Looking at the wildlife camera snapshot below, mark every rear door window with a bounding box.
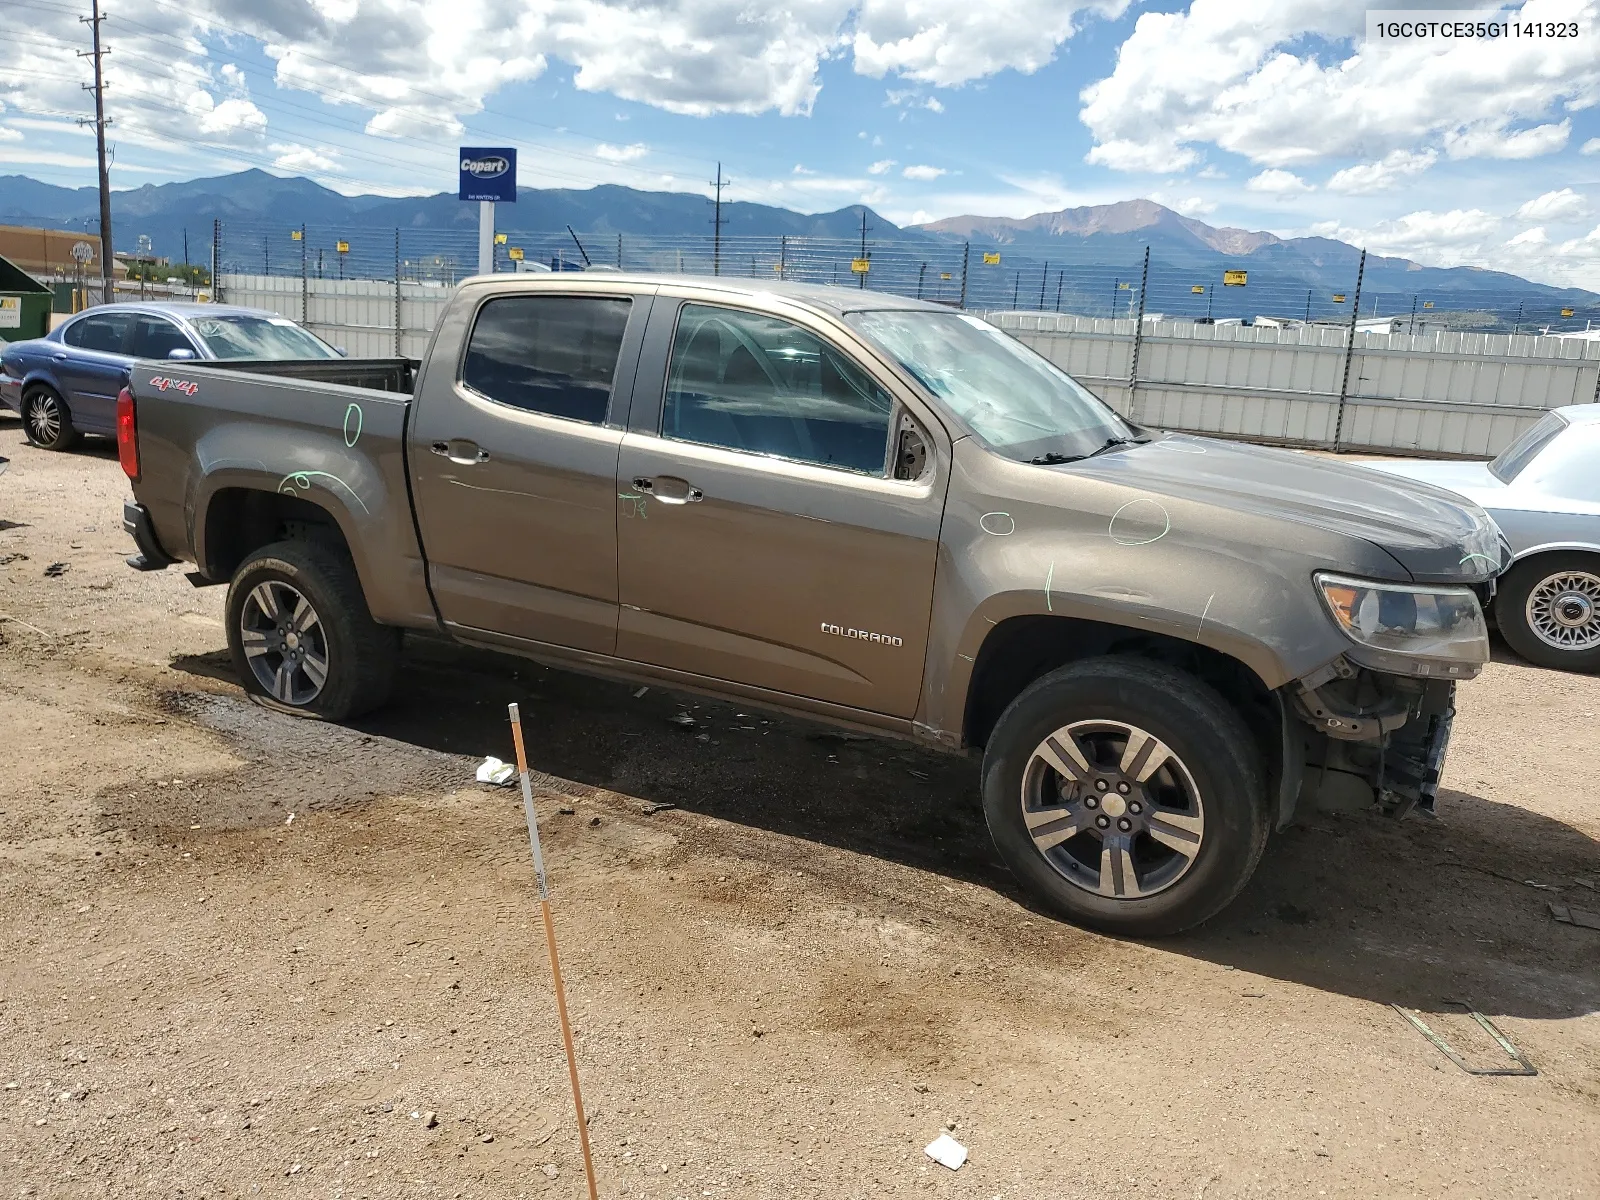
[130,315,197,359]
[62,313,133,353]
[460,295,632,425]
[662,304,894,475]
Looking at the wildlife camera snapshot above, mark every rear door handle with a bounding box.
[50,353,67,362]
[633,475,702,505]
[432,440,490,465]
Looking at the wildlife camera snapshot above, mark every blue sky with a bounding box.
[2,0,1599,287]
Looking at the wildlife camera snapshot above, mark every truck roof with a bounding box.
[456,271,949,317]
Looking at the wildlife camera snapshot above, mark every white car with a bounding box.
[1364,404,1600,671]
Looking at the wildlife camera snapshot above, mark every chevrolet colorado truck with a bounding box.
[117,275,1507,935]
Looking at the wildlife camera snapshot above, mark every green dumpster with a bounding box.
[0,255,52,343]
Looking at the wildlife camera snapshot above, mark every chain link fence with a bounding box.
[201,216,1599,337]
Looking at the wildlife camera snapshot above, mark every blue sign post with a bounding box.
[460,147,516,275]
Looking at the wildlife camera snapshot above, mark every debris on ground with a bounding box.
[1549,902,1600,930]
[475,756,516,786]
[1523,879,1560,891]
[558,805,576,816]
[588,816,602,827]
[0,553,27,565]
[633,686,649,698]
[924,1132,968,1171]
[643,802,676,814]
[43,562,69,577]
[668,713,698,728]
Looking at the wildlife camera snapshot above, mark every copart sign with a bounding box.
[458,147,517,204]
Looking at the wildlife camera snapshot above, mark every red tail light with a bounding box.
[116,385,139,480]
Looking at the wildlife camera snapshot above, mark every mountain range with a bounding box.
[1,169,1593,317]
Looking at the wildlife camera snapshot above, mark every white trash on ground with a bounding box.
[475,756,516,786]
[924,1132,967,1171]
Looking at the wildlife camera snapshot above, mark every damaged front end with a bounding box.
[1287,662,1458,821]
[1273,570,1493,825]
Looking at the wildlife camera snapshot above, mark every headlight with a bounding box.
[1316,572,1489,664]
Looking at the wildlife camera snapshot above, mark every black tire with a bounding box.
[1495,552,1600,672]
[981,657,1269,937]
[225,539,399,720]
[21,386,80,451]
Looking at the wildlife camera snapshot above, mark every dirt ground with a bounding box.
[1,419,1597,1200]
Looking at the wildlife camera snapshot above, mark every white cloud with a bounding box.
[853,0,1129,88]
[189,95,269,139]
[271,143,340,173]
[1507,226,1548,247]
[902,164,946,181]
[924,96,944,114]
[1080,0,1600,172]
[1443,120,1570,160]
[1245,169,1312,195]
[867,159,896,175]
[594,142,648,163]
[0,125,21,143]
[1326,149,1438,195]
[1171,196,1216,216]
[363,108,464,140]
[1584,138,1600,155]
[1516,188,1590,223]
[1196,165,1227,180]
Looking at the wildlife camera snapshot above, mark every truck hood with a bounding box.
[1067,433,1505,582]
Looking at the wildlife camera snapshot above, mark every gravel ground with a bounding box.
[1,419,1597,1199]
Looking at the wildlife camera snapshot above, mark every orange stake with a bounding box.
[509,702,600,1200]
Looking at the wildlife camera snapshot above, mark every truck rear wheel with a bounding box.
[225,540,399,720]
[981,657,1268,936]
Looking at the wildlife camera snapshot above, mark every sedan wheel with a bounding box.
[23,389,78,450]
[238,579,331,706]
[1525,570,1600,652]
[1496,552,1600,672]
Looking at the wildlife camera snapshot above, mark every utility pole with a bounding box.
[857,208,871,290]
[1039,262,1049,310]
[709,162,727,276]
[79,0,114,304]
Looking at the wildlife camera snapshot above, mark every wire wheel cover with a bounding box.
[1526,570,1600,651]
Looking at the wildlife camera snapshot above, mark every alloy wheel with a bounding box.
[27,393,62,445]
[1526,570,1600,652]
[239,580,330,706]
[1019,719,1206,899]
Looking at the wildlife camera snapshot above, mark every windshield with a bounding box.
[190,315,338,360]
[1490,410,1566,483]
[844,310,1135,461]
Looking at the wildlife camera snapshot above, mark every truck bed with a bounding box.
[197,357,420,394]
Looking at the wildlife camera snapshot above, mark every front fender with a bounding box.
[915,442,1398,744]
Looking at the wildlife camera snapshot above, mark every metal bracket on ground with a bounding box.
[1391,1002,1537,1076]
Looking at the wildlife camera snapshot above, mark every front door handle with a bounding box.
[432,440,490,465]
[50,353,68,362]
[633,475,702,505]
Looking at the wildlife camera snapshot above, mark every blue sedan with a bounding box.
[0,302,339,450]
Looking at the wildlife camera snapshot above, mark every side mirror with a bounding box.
[335,346,349,357]
[167,347,196,360]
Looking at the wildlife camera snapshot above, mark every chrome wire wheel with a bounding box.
[1526,570,1600,652]
[238,580,330,706]
[1019,720,1206,900]
[26,392,62,444]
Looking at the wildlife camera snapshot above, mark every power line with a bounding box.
[76,0,113,299]
[709,161,727,277]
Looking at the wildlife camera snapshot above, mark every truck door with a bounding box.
[408,288,650,654]
[614,299,946,717]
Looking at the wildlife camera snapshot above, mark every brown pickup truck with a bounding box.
[118,274,1506,934]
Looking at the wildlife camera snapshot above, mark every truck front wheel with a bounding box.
[981,657,1269,936]
[225,540,399,720]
